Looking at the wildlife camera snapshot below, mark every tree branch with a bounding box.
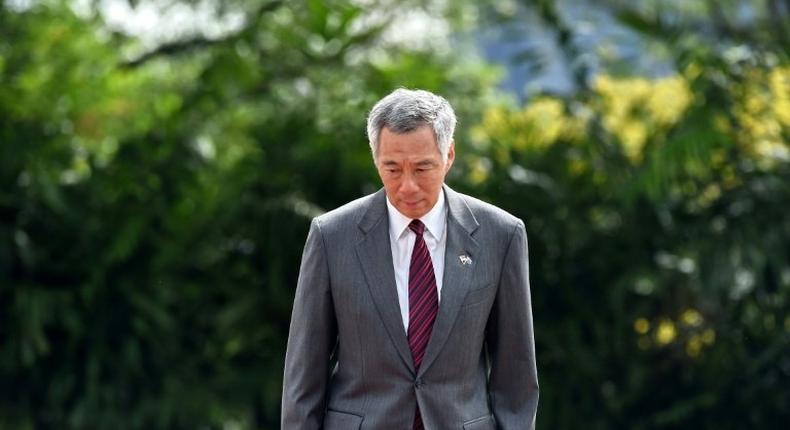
[119,0,283,69]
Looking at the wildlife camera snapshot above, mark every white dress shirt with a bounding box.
[386,190,447,332]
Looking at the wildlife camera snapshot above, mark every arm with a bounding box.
[486,220,539,429]
[282,218,337,429]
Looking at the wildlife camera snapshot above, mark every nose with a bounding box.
[399,172,419,193]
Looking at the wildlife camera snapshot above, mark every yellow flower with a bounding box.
[769,66,790,126]
[647,76,693,126]
[483,106,509,130]
[633,318,650,334]
[623,77,652,100]
[475,98,586,153]
[620,121,648,162]
[734,65,790,166]
[713,114,732,133]
[594,73,693,164]
[696,184,722,208]
[520,98,566,147]
[701,328,716,345]
[683,62,702,80]
[680,309,703,327]
[467,156,491,185]
[593,74,615,95]
[686,335,703,358]
[655,319,677,345]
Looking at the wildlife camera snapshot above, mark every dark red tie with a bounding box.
[407,219,438,430]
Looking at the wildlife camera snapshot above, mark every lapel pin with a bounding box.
[459,254,472,265]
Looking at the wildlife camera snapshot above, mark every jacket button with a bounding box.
[415,378,423,389]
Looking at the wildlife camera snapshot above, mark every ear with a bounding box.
[445,140,455,171]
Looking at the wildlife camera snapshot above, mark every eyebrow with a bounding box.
[379,159,438,167]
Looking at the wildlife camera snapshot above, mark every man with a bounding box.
[282,89,538,429]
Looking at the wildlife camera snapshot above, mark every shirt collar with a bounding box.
[386,189,447,241]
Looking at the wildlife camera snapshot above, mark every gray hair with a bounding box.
[366,88,457,162]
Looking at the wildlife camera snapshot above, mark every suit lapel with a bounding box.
[418,185,480,377]
[355,189,415,374]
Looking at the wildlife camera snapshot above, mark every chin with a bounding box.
[396,205,421,218]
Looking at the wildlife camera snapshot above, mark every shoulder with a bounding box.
[312,190,382,234]
[449,188,524,232]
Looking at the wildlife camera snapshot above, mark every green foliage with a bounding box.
[463,2,790,426]
[0,1,495,428]
[465,70,790,427]
[1,0,788,429]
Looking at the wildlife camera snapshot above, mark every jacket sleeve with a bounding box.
[486,220,539,429]
[281,218,337,429]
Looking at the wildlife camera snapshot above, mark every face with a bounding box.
[376,126,455,219]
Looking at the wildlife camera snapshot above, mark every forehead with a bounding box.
[377,126,440,159]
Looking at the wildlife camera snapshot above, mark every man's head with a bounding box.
[367,89,457,219]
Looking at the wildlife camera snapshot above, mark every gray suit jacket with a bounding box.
[282,185,538,429]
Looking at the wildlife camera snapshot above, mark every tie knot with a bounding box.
[408,219,425,236]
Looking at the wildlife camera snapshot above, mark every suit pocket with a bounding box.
[463,414,495,429]
[462,283,496,307]
[324,410,363,429]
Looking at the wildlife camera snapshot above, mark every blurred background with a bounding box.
[1,0,789,428]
